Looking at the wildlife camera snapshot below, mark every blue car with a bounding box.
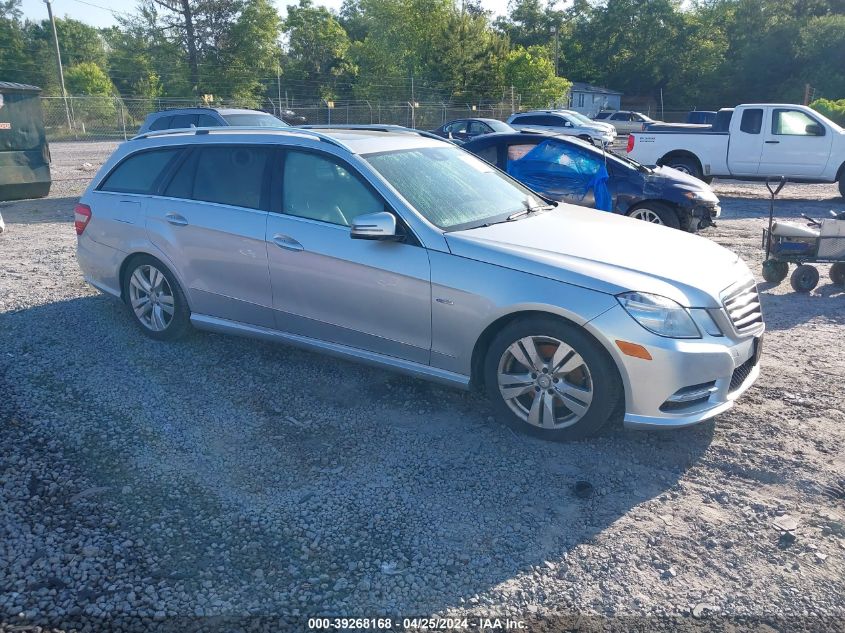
[463,131,721,232]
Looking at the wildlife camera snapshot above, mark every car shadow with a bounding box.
[0,195,78,225]
[0,295,717,621]
[757,281,845,331]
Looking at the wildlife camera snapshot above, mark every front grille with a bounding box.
[729,356,756,392]
[722,279,764,334]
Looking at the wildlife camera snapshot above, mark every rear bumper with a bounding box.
[76,234,124,298]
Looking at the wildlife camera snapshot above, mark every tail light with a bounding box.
[626,134,635,153]
[74,203,92,235]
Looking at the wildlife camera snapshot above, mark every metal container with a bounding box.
[0,82,51,201]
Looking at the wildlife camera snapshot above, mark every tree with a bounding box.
[283,0,355,101]
[504,46,571,108]
[65,62,117,125]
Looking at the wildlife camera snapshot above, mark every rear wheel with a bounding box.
[123,255,191,340]
[664,156,704,181]
[830,262,845,286]
[790,264,819,293]
[484,317,622,441]
[626,202,681,230]
[762,259,789,284]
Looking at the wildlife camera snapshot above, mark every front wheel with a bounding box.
[484,317,622,441]
[790,264,819,293]
[626,202,681,230]
[838,177,844,199]
[123,255,191,340]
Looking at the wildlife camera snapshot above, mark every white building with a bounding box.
[568,82,622,117]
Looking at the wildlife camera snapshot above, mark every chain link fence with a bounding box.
[40,96,518,141]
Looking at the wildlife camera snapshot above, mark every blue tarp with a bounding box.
[506,139,612,211]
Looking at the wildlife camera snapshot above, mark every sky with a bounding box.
[20,0,511,28]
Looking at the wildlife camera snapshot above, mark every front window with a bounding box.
[365,146,544,230]
[772,109,823,136]
[222,113,288,128]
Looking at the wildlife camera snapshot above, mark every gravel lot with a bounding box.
[1,141,844,632]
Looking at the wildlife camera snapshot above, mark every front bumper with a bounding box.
[585,304,763,430]
[679,202,721,231]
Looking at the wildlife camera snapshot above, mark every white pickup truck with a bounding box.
[626,104,845,197]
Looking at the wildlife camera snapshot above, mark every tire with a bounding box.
[626,202,681,230]
[830,262,845,286]
[483,316,622,441]
[789,264,819,293]
[664,156,704,181]
[122,255,191,341]
[577,134,596,146]
[762,259,789,284]
[838,177,845,199]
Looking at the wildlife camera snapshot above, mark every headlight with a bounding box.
[684,190,717,203]
[617,292,701,338]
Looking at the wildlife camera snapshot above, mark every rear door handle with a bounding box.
[765,140,780,144]
[165,213,189,226]
[272,233,304,252]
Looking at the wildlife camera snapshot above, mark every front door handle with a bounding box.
[165,213,189,226]
[765,140,780,144]
[272,234,304,252]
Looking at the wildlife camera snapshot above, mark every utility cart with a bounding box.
[761,179,845,292]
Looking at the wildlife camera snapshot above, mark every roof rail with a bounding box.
[130,126,350,151]
[301,124,445,143]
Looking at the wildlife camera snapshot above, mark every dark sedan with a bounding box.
[430,118,515,144]
[463,131,721,232]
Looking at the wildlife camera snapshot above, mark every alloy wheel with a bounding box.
[128,264,175,332]
[496,335,594,430]
[629,208,665,224]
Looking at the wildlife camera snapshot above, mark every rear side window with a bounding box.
[740,109,763,134]
[594,112,610,119]
[190,146,273,209]
[197,114,221,127]
[99,148,181,194]
[149,116,172,131]
[170,114,197,129]
[473,144,499,165]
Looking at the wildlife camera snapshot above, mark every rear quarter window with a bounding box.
[149,116,172,131]
[99,148,182,194]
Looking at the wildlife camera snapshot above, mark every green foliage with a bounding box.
[1,0,843,113]
[65,62,117,125]
[810,98,845,126]
[504,46,571,109]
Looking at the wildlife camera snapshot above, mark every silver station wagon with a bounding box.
[75,125,764,440]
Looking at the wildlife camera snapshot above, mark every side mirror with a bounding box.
[350,211,400,241]
[805,123,824,136]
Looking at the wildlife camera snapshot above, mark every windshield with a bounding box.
[488,120,514,133]
[365,146,546,230]
[568,112,597,125]
[222,113,288,127]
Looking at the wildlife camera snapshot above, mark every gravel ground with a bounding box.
[1,141,844,632]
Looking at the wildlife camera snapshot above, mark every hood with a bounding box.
[446,204,748,308]
[645,165,719,200]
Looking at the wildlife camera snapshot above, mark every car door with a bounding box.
[726,107,765,176]
[609,112,631,134]
[758,107,832,178]
[145,144,276,327]
[265,148,432,364]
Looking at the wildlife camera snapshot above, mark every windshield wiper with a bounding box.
[508,203,554,221]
